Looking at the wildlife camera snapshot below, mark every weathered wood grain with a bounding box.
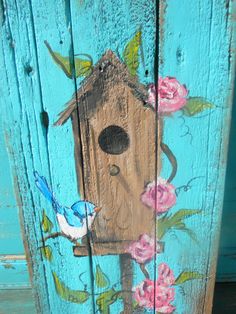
[217,81,236,282]
[69,1,157,313]
[0,0,235,313]
[61,51,156,246]
[0,256,30,289]
[0,289,36,314]
[0,0,94,313]
[0,120,25,255]
[159,0,236,313]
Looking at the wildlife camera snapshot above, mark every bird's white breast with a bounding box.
[56,213,95,240]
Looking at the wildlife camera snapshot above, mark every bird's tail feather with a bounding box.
[34,171,60,211]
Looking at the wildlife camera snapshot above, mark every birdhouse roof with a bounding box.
[55,50,148,126]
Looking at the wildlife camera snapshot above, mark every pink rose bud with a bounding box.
[141,177,176,214]
[147,77,188,114]
[126,234,161,264]
[157,263,175,286]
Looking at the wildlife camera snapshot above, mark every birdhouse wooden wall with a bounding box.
[56,51,159,255]
[1,1,236,314]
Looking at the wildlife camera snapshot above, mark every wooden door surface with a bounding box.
[1,1,236,313]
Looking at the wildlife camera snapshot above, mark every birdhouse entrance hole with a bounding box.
[98,125,130,155]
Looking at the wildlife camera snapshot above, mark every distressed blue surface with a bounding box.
[0,259,30,289]
[70,1,156,312]
[160,0,236,313]
[217,81,236,282]
[1,0,156,312]
[0,117,24,255]
[0,289,36,314]
[0,0,235,313]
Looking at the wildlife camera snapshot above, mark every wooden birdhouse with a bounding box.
[55,50,158,256]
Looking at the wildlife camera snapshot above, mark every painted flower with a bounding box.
[157,263,175,286]
[141,177,176,214]
[126,234,161,264]
[147,77,188,113]
[133,279,175,313]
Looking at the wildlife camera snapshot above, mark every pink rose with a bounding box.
[133,279,175,313]
[157,263,175,286]
[141,178,176,214]
[126,234,161,264]
[147,77,188,113]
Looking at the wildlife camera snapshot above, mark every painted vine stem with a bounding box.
[34,30,215,313]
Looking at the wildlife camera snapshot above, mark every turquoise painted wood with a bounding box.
[0,289,36,314]
[0,258,30,289]
[0,1,235,314]
[158,1,236,313]
[217,81,236,282]
[0,103,30,289]
[0,119,24,255]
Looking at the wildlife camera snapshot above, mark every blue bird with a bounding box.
[34,171,101,240]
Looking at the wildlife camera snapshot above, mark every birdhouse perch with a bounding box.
[55,50,160,257]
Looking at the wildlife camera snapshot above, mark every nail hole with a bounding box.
[41,111,49,130]
[145,70,149,76]
[109,164,120,176]
[25,65,34,76]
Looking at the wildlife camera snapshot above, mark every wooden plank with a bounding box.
[0,1,235,314]
[0,289,36,314]
[69,1,158,313]
[0,118,24,255]
[28,1,96,312]
[217,80,236,282]
[0,256,30,289]
[0,1,94,313]
[0,1,51,311]
[158,0,236,313]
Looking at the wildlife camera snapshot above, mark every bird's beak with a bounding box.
[94,207,101,213]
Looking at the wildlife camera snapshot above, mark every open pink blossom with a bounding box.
[133,279,175,313]
[147,77,188,113]
[141,177,176,214]
[126,234,161,264]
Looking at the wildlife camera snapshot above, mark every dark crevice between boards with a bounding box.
[154,1,161,313]
[28,0,52,168]
[0,0,6,26]
[67,1,96,313]
[40,111,49,133]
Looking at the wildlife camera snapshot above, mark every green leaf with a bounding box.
[96,289,120,314]
[183,97,214,116]
[95,265,109,288]
[45,41,93,79]
[41,245,53,262]
[41,209,53,233]
[52,272,89,304]
[123,29,142,76]
[74,56,93,78]
[168,209,201,226]
[175,271,204,285]
[157,209,201,240]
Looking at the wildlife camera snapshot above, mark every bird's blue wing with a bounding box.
[63,207,83,227]
[34,171,63,214]
[71,201,96,219]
